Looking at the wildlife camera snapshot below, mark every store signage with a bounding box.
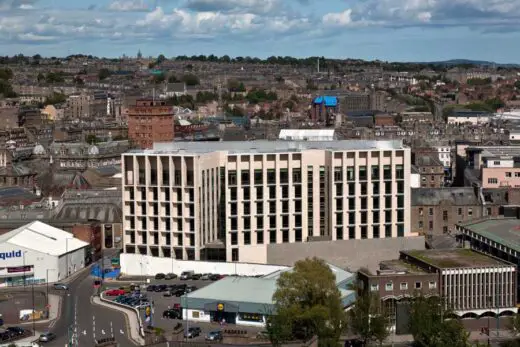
[217,303,224,311]
[0,251,21,260]
[8,266,31,273]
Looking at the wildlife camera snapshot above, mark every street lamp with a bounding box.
[31,280,35,336]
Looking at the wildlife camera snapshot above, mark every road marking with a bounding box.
[101,329,106,335]
[120,329,124,335]
[82,330,86,336]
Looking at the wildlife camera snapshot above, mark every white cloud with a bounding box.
[0,0,517,52]
[108,0,149,11]
[322,9,353,27]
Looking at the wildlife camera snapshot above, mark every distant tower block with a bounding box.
[137,49,142,59]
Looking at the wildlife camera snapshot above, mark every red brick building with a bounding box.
[128,99,175,149]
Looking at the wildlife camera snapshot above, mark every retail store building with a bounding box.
[0,221,89,286]
[180,263,356,327]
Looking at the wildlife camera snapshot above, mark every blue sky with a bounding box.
[1,0,520,63]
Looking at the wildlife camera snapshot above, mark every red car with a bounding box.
[105,289,125,296]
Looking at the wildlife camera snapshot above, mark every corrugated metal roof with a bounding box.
[0,221,89,256]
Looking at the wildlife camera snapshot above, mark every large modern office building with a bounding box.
[122,140,411,263]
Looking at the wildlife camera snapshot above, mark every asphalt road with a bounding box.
[50,257,137,346]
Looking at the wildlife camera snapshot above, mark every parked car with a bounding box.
[185,327,201,338]
[200,273,211,280]
[163,290,173,297]
[105,289,125,296]
[191,273,201,280]
[0,331,10,341]
[39,332,57,342]
[174,289,186,297]
[53,283,68,290]
[209,274,221,281]
[162,308,182,319]
[6,326,25,337]
[155,273,166,280]
[165,273,177,280]
[186,285,197,293]
[146,285,157,292]
[205,330,223,341]
[155,284,168,292]
[180,271,194,280]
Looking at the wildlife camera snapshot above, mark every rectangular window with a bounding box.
[346,167,355,181]
[241,170,250,185]
[371,166,379,180]
[244,232,251,245]
[257,231,264,244]
[228,170,237,185]
[400,282,408,290]
[254,170,263,185]
[429,281,436,289]
[359,166,367,181]
[334,167,343,182]
[385,282,393,291]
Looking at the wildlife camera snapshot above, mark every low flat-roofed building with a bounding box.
[180,263,356,327]
[360,248,516,334]
[459,217,520,300]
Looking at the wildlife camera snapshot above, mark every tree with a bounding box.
[156,54,166,64]
[44,92,67,105]
[347,287,390,346]
[409,295,469,347]
[267,258,347,347]
[182,73,199,86]
[98,68,111,81]
[152,73,166,84]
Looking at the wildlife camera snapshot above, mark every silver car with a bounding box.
[39,332,56,342]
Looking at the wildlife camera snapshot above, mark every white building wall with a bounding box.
[410,173,421,188]
[57,247,87,280]
[0,243,58,284]
[120,253,288,277]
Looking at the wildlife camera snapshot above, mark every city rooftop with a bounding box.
[458,218,520,254]
[126,140,406,155]
[402,249,508,269]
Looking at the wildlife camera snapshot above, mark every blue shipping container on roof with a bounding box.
[313,96,338,107]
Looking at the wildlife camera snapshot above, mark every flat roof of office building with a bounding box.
[402,249,509,269]
[459,218,520,254]
[126,140,406,155]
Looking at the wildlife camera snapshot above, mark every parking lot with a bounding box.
[104,276,264,341]
[0,290,47,324]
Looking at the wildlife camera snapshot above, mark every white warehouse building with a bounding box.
[0,221,89,286]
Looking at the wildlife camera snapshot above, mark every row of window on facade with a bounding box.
[371,280,437,292]
[130,164,405,187]
[419,207,473,217]
[228,165,405,185]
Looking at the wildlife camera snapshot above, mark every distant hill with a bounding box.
[416,59,520,68]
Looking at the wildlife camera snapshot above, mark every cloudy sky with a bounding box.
[1,0,520,62]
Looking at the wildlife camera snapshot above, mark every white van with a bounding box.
[180,270,194,280]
